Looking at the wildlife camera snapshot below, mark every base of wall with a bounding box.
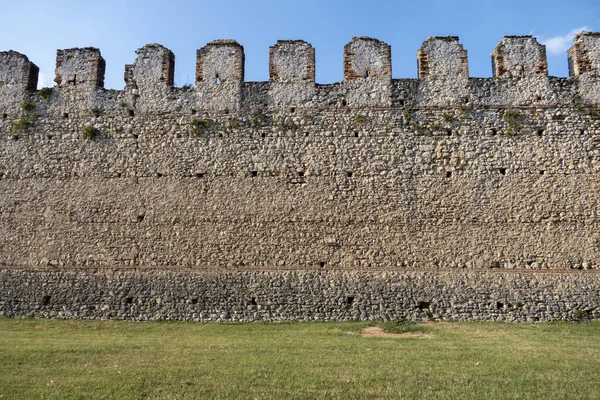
[1,269,599,322]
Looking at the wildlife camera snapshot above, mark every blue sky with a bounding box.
[1,0,598,89]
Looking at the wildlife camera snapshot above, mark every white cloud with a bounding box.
[542,26,589,55]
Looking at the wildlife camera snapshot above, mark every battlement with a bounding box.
[55,47,106,88]
[568,32,600,76]
[0,51,39,111]
[1,33,600,114]
[417,36,469,78]
[491,36,547,78]
[269,40,315,82]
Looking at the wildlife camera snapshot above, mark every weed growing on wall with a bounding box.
[572,93,585,113]
[250,113,268,127]
[278,121,298,132]
[502,110,523,135]
[20,101,35,112]
[82,126,100,141]
[12,117,33,133]
[190,118,214,136]
[353,114,366,124]
[37,87,53,101]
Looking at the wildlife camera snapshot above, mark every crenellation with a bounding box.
[415,37,470,107]
[125,44,175,89]
[54,47,105,88]
[417,36,469,79]
[195,40,244,110]
[343,36,392,80]
[342,37,393,107]
[491,36,548,78]
[196,40,244,83]
[269,40,315,83]
[0,51,39,113]
[266,40,317,109]
[568,32,600,76]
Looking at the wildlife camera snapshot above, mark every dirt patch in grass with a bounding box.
[361,326,432,339]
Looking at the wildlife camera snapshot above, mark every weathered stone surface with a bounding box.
[55,47,105,88]
[492,36,548,78]
[2,35,600,321]
[568,32,600,76]
[0,51,38,113]
[269,40,315,83]
[1,269,598,322]
[418,36,468,78]
[195,40,244,111]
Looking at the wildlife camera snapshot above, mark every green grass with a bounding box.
[1,319,599,399]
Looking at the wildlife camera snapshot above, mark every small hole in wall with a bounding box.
[491,128,497,136]
[446,129,452,137]
[63,113,69,119]
[346,296,355,305]
[536,95,542,101]
[132,133,139,139]
[191,298,198,304]
[12,135,19,141]
[2,113,7,119]
[539,170,545,175]
[463,97,470,104]
[346,171,353,178]
[224,109,230,114]
[248,298,257,306]
[417,301,430,310]
[341,99,347,107]
[195,172,205,178]
[446,171,452,178]
[537,129,544,136]
[296,171,305,177]
[47,135,53,140]
[499,168,507,175]
[137,214,145,223]
[578,129,585,135]
[319,261,326,268]
[250,171,258,177]
[128,109,135,117]
[399,99,406,107]
[353,131,359,138]
[290,107,296,113]
[41,295,51,306]
[496,302,504,309]
[261,132,267,138]
[125,297,133,304]
[155,172,163,178]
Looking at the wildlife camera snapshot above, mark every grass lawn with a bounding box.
[0,318,599,399]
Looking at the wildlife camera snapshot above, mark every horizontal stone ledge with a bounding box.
[3,266,600,275]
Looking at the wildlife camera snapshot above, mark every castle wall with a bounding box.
[2,34,600,321]
[1,269,599,322]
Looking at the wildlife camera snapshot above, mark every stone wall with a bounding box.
[2,33,600,321]
[1,269,599,322]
